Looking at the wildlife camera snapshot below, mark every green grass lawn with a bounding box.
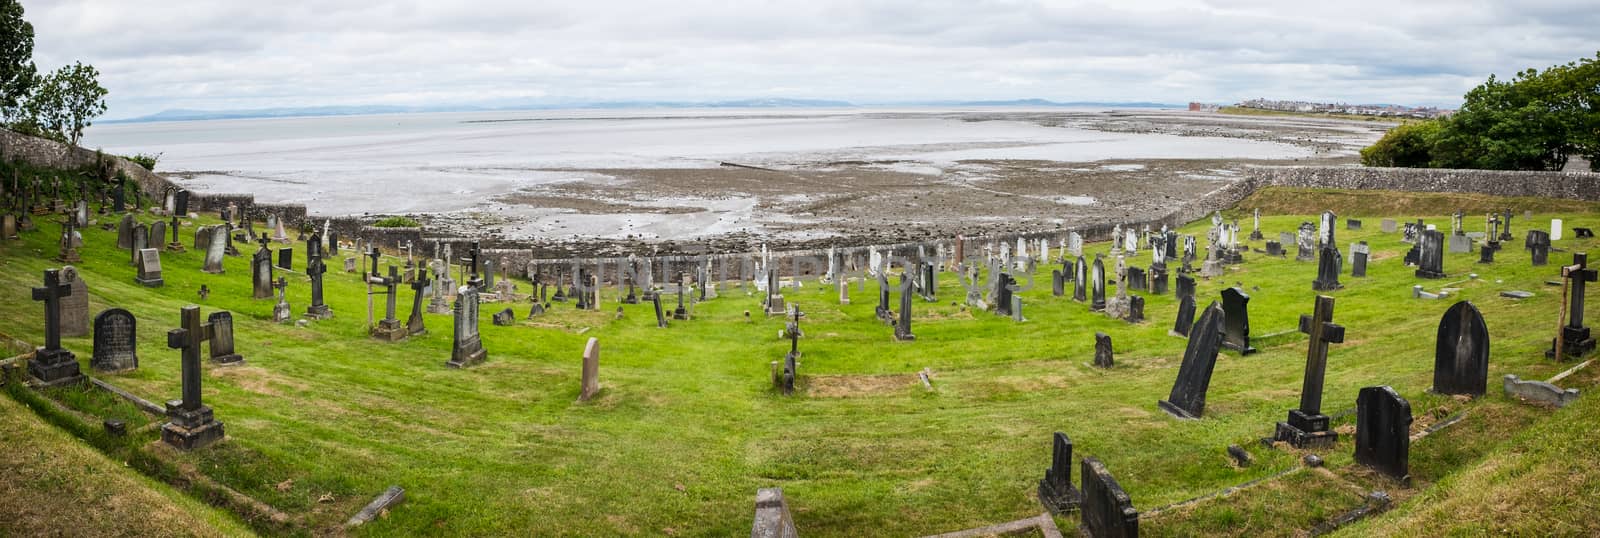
[0,187,1596,536]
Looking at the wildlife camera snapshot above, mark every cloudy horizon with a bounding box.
[25,0,1600,120]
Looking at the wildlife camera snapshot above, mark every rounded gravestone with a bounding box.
[60,266,90,338]
[1432,301,1490,397]
[91,308,138,373]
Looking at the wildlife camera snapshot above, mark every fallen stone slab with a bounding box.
[346,485,405,528]
[1503,374,1580,408]
[1499,290,1534,299]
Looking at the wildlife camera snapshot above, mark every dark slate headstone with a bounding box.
[995,273,1015,317]
[1527,230,1551,267]
[492,307,516,326]
[1355,386,1412,482]
[407,270,427,335]
[92,308,139,373]
[894,273,916,341]
[1052,270,1065,297]
[1159,301,1226,419]
[1090,258,1106,312]
[1415,230,1446,278]
[1478,243,1495,264]
[1125,295,1144,324]
[1346,219,1361,230]
[1220,287,1256,355]
[135,248,164,287]
[1171,295,1196,337]
[252,245,274,299]
[1037,432,1082,514]
[1432,301,1489,397]
[306,252,332,319]
[1264,240,1283,257]
[1149,264,1168,295]
[277,247,293,271]
[1351,241,1370,277]
[653,294,669,328]
[1126,266,1146,292]
[1175,274,1195,302]
[206,311,243,365]
[1094,332,1113,368]
[1576,228,1595,238]
[1546,252,1595,360]
[1273,295,1346,449]
[1073,255,1088,302]
[1079,457,1139,538]
[116,214,134,249]
[1313,244,1343,291]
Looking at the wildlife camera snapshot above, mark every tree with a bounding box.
[0,0,36,122]
[1359,120,1441,168]
[24,62,107,145]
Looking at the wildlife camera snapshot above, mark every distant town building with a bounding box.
[1188,102,1221,112]
[1235,98,1452,119]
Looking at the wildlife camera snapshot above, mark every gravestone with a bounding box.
[1576,228,1595,238]
[1126,266,1146,292]
[1478,243,1495,264]
[1272,295,1346,448]
[149,220,166,253]
[1313,242,1343,291]
[1449,233,1472,254]
[1011,295,1026,323]
[271,277,292,323]
[277,247,293,271]
[1220,287,1256,355]
[1546,252,1596,359]
[1354,386,1412,482]
[1090,258,1106,311]
[751,488,799,538]
[1527,230,1550,266]
[1052,270,1065,297]
[406,269,428,335]
[1079,457,1139,538]
[1249,208,1264,240]
[344,256,357,273]
[894,273,916,341]
[1038,432,1082,514]
[135,248,164,287]
[29,269,85,386]
[306,252,333,319]
[161,306,227,450]
[1351,241,1370,277]
[59,267,89,337]
[492,308,515,326]
[1347,218,1361,230]
[579,337,601,401]
[1094,332,1114,368]
[1159,301,1226,419]
[370,267,407,341]
[1295,222,1316,261]
[203,226,227,274]
[1171,295,1196,338]
[1415,230,1445,278]
[653,294,669,328]
[447,285,487,368]
[1149,263,1168,295]
[2,213,14,239]
[1175,274,1195,302]
[527,302,545,319]
[1502,375,1581,408]
[252,241,275,299]
[1073,255,1088,302]
[1551,218,1563,241]
[327,230,340,255]
[780,307,802,396]
[92,308,139,373]
[165,216,185,252]
[206,311,244,364]
[131,224,148,266]
[1433,301,1489,396]
[117,214,134,249]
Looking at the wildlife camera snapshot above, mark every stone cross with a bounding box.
[1273,295,1345,448]
[408,267,429,335]
[1548,252,1596,359]
[306,250,332,319]
[29,268,83,385]
[162,305,226,450]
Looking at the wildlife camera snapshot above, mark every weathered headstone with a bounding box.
[206,311,244,364]
[1272,296,1346,448]
[130,223,149,266]
[1094,332,1113,368]
[91,308,139,373]
[135,248,164,287]
[1079,457,1139,538]
[1415,230,1446,279]
[780,307,802,396]
[1220,287,1256,355]
[1038,432,1082,514]
[751,488,799,538]
[370,266,407,341]
[1433,301,1489,396]
[1052,269,1065,297]
[1502,375,1580,408]
[252,241,275,299]
[1159,301,1226,419]
[447,285,487,368]
[59,266,89,337]
[1354,386,1412,482]
[1090,258,1106,312]
[271,277,292,323]
[579,338,601,401]
[306,252,333,319]
[1175,273,1195,302]
[1351,241,1370,277]
[492,307,515,326]
[653,294,669,328]
[277,247,293,271]
[1546,252,1596,359]
[117,214,134,249]
[203,226,227,274]
[895,273,915,341]
[1073,255,1088,302]
[406,269,427,334]
[1295,222,1316,262]
[29,269,85,386]
[1312,241,1343,291]
[1171,295,1196,338]
[1527,230,1551,267]
[161,305,227,450]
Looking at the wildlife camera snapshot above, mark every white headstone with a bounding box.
[1551,219,1564,240]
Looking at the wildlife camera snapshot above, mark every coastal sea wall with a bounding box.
[6,127,1598,281]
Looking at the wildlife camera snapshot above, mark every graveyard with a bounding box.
[3,169,1600,536]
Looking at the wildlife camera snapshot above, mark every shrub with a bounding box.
[371,216,420,228]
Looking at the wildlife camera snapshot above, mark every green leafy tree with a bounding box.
[0,0,35,122]
[1360,120,1442,167]
[24,62,108,145]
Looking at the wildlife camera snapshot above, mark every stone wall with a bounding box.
[1252,165,1600,201]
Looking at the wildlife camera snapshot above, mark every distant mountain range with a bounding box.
[105,98,1180,124]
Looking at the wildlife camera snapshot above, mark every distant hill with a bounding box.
[105,97,1178,124]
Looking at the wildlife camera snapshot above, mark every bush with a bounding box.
[125,152,159,171]
[371,216,420,228]
[1360,121,1442,167]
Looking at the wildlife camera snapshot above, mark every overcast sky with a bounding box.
[25,0,1600,119]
